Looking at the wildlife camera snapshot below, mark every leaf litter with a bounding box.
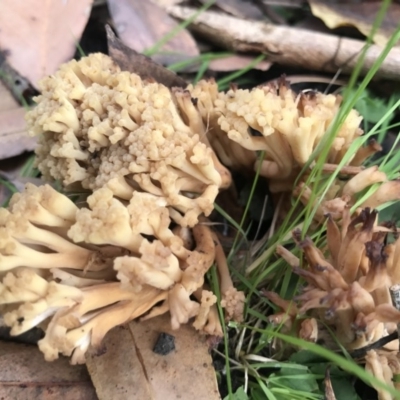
[0,1,400,399]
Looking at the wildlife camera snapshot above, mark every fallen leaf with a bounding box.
[260,0,304,6]
[164,53,271,73]
[86,314,220,400]
[0,0,94,87]
[152,0,183,6]
[107,0,199,65]
[106,25,187,88]
[0,81,36,160]
[0,341,97,400]
[309,0,400,47]
[0,52,32,102]
[209,54,271,71]
[198,0,264,20]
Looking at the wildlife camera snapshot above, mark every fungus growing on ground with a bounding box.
[187,79,256,171]
[190,78,371,187]
[0,184,244,364]
[0,183,112,272]
[292,165,400,222]
[26,53,231,227]
[264,208,400,399]
[365,350,400,400]
[188,78,393,227]
[13,54,248,364]
[23,51,399,388]
[267,208,400,349]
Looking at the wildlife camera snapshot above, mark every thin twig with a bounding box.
[349,331,398,359]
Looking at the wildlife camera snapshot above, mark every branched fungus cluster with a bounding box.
[0,53,244,364]
[266,208,400,349]
[26,53,231,227]
[2,51,400,398]
[189,78,393,219]
[265,208,400,399]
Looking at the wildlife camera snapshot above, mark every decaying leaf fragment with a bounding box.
[309,0,400,47]
[0,0,94,87]
[108,0,199,65]
[0,52,31,102]
[106,25,187,88]
[0,81,35,159]
[197,0,264,20]
[0,341,97,400]
[86,314,220,400]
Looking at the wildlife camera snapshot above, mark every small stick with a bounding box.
[349,331,398,359]
[168,6,400,81]
[319,164,365,175]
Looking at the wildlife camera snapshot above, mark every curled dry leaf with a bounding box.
[309,0,400,47]
[0,0,93,87]
[86,314,220,400]
[106,25,187,88]
[108,0,199,65]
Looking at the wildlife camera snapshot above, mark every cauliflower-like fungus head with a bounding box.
[26,53,231,227]
[189,78,381,196]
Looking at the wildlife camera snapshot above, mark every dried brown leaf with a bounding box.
[261,0,304,6]
[86,314,220,400]
[0,0,94,87]
[309,0,400,47]
[0,341,97,400]
[106,25,187,88]
[0,52,32,102]
[324,367,337,400]
[209,54,271,71]
[198,0,264,20]
[108,0,199,65]
[0,82,36,160]
[152,0,183,6]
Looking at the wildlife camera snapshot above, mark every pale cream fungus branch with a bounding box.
[187,79,256,171]
[365,350,400,400]
[191,79,366,186]
[26,53,231,228]
[1,271,169,365]
[0,180,244,363]
[188,79,396,229]
[212,233,245,323]
[0,185,111,272]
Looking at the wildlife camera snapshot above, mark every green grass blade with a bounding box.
[144,0,215,57]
